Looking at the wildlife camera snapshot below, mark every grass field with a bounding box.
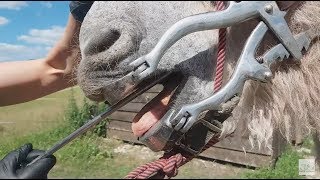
[0,86,315,178]
[0,87,84,138]
[0,87,147,178]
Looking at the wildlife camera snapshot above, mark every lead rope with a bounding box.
[213,1,227,92]
[125,1,227,179]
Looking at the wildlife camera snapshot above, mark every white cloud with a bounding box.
[0,16,9,26]
[0,1,28,10]
[0,26,65,62]
[17,26,65,46]
[40,1,52,8]
[0,43,49,62]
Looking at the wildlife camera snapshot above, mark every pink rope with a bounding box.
[125,1,227,179]
[125,136,220,179]
[213,1,227,92]
[124,153,188,179]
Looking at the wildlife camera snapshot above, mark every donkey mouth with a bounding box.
[131,72,183,137]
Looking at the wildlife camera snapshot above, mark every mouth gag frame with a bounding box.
[27,1,320,166]
[132,1,319,154]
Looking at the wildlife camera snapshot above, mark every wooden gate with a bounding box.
[106,85,273,168]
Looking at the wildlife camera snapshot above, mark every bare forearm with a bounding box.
[0,59,75,106]
[0,14,81,106]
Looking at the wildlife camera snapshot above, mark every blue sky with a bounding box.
[0,1,70,61]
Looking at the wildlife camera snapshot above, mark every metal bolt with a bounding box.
[265,4,273,14]
[264,71,273,81]
[256,56,264,64]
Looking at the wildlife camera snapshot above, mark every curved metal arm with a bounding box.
[170,22,318,134]
[170,22,271,133]
[130,1,301,83]
[130,1,262,82]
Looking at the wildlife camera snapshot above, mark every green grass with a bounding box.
[302,136,315,154]
[0,87,140,178]
[0,122,117,178]
[241,134,319,179]
[0,87,84,138]
[241,147,305,179]
[0,126,151,178]
[0,126,154,178]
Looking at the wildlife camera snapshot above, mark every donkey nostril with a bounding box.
[96,30,121,54]
[78,19,144,103]
[85,29,121,56]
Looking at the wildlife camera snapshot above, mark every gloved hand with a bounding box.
[0,143,56,179]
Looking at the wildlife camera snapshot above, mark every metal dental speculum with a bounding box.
[133,1,319,154]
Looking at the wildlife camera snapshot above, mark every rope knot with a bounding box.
[161,153,186,178]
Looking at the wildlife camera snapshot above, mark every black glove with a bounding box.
[0,143,56,179]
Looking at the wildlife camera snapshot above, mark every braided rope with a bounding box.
[125,153,188,179]
[213,1,227,92]
[125,1,227,179]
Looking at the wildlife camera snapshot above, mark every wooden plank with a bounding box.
[109,111,137,122]
[107,128,142,144]
[131,93,159,103]
[108,120,132,131]
[200,146,271,168]
[118,102,146,113]
[106,128,271,168]
[213,137,271,156]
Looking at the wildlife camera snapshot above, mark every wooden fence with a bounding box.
[106,85,273,168]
